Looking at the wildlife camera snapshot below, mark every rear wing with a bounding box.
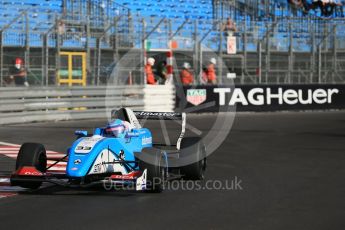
[133,111,183,120]
[133,111,186,150]
[111,108,186,150]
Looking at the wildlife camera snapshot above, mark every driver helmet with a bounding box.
[105,119,127,138]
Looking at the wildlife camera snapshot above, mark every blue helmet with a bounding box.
[105,119,126,138]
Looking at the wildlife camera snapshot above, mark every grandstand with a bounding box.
[0,0,344,86]
[115,0,213,19]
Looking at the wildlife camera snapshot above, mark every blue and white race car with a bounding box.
[10,108,207,192]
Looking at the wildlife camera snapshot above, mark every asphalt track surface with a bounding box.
[0,111,345,230]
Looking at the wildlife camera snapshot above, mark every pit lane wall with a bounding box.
[176,84,345,113]
[0,85,175,125]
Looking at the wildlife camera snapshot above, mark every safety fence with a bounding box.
[0,85,175,125]
[2,11,345,87]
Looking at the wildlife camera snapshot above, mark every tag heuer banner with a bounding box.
[186,89,207,106]
[176,85,345,112]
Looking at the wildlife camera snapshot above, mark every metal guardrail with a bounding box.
[0,85,175,125]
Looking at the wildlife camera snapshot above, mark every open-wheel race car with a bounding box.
[10,108,207,192]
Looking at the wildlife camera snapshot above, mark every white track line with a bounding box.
[0,142,20,147]
[0,150,20,153]
[0,178,10,183]
[2,154,66,159]
[0,150,62,154]
[0,148,20,151]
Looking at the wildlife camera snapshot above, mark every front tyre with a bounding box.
[13,143,47,189]
[137,148,167,193]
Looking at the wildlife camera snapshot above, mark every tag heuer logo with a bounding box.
[187,89,207,106]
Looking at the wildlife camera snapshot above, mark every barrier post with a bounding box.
[128,71,133,85]
[166,50,173,84]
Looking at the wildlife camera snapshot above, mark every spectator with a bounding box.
[311,0,331,16]
[323,0,334,16]
[320,0,342,16]
[9,58,29,87]
[57,20,65,46]
[57,20,65,34]
[180,62,194,85]
[207,58,217,85]
[156,61,167,84]
[301,0,310,12]
[288,0,310,14]
[145,57,157,85]
[327,0,343,16]
[288,0,305,15]
[309,0,318,8]
[289,0,342,16]
[222,17,237,37]
[334,0,344,17]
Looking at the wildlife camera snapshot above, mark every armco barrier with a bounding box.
[176,84,345,112]
[0,85,175,125]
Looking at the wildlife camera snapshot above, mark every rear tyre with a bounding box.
[180,137,207,180]
[137,148,166,193]
[13,143,47,189]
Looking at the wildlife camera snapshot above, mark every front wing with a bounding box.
[10,166,148,191]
